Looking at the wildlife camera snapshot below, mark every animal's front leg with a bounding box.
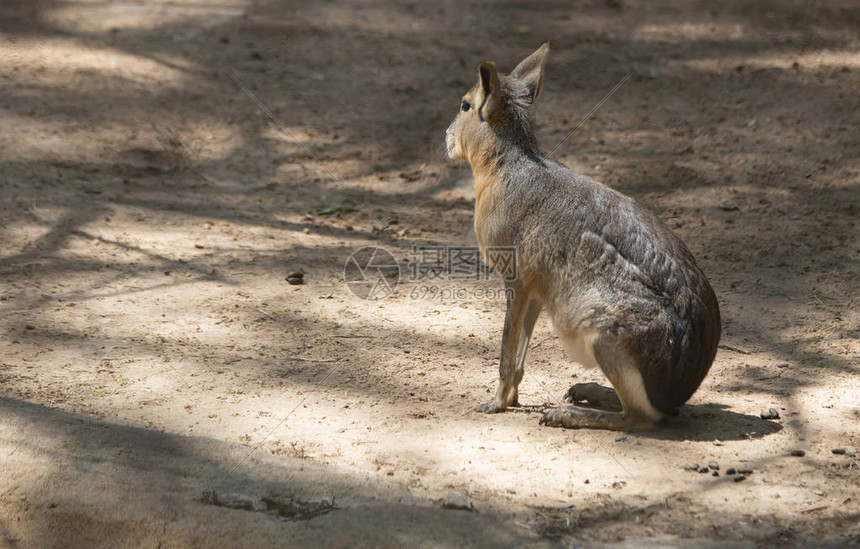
[475,284,540,413]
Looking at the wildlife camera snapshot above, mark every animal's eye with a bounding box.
[460,100,471,112]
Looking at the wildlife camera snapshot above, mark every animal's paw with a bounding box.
[539,407,569,428]
[563,382,599,403]
[474,400,506,414]
[563,382,622,411]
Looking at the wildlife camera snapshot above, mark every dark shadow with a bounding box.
[0,396,543,547]
[644,402,783,442]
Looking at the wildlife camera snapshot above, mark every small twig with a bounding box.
[256,308,275,319]
[801,505,829,514]
[288,357,335,363]
[333,334,376,339]
[719,344,751,355]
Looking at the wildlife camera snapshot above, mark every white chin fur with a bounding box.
[445,127,456,159]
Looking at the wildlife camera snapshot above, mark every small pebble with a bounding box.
[25,324,36,330]
[707,460,719,470]
[286,271,305,285]
[761,408,780,420]
[440,492,473,511]
[846,451,856,457]
[734,475,747,483]
[683,463,699,471]
[697,465,710,474]
[612,481,626,489]
[831,448,846,455]
[737,468,753,475]
[776,363,789,368]
[726,467,737,475]
[711,471,719,477]
[303,227,310,234]
[790,449,806,457]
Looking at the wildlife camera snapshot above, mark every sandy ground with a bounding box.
[1,0,859,547]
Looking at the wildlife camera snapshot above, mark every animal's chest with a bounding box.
[473,176,506,253]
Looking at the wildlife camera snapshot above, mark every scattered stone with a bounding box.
[697,465,710,474]
[612,481,626,489]
[286,271,304,285]
[734,475,747,483]
[761,408,780,420]
[440,492,473,511]
[707,460,719,471]
[737,468,753,475]
[726,468,737,475]
[683,463,699,471]
[846,451,856,458]
[25,324,35,330]
[776,363,789,368]
[831,448,846,455]
[790,449,806,457]
[711,471,719,477]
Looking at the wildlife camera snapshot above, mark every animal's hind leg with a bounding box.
[564,382,622,412]
[541,336,663,431]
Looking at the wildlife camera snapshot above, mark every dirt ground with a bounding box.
[1,0,859,547]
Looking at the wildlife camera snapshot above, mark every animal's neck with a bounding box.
[469,142,541,199]
[470,143,543,249]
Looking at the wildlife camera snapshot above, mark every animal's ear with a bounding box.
[510,42,550,104]
[476,62,501,121]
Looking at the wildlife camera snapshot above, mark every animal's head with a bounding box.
[446,42,549,164]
